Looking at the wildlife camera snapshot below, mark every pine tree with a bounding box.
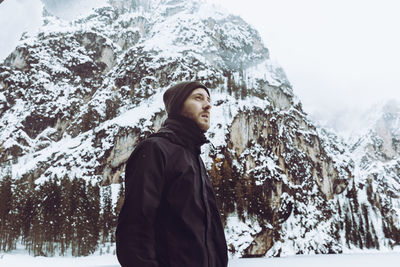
[31,183,45,256]
[226,72,233,96]
[101,186,113,244]
[60,175,73,255]
[115,182,125,218]
[344,207,352,247]
[234,180,245,222]
[12,180,37,254]
[113,182,125,242]
[86,181,101,253]
[39,177,62,255]
[73,178,91,256]
[0,175,14,251]
[70,177,82,256]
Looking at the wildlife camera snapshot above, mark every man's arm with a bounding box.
[116,139,166,267]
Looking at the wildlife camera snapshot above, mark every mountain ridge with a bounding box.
[0,0,399,258]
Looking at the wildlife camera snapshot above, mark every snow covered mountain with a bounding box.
[348,100,400,248]
[0,0,399,258]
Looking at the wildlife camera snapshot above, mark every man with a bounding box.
[116,81,228,267]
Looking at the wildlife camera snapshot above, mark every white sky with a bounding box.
[208,0,400,132]
[0,0,107,62]
[0,0,43,58]
[1,0,399,134]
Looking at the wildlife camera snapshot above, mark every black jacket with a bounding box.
[116,116,228,267]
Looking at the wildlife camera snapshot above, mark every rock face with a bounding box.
[349,100,400,249]
[0,0,399,257]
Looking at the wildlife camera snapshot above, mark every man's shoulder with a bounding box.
[134,135,167,151]
[148,127,182,146]
[125,137,166,166]
[131,132,177,155]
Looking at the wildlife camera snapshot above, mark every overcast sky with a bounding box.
[0,0,43,58]
[209,0,400,124]
[1,0,399,135]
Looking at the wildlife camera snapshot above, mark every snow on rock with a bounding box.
[0,0,399,258]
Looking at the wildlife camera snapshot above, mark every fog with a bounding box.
[209,0,400,135]
[0,0,106,62]
[0,0,43,60]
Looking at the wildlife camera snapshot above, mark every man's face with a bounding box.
[180,88,211,132]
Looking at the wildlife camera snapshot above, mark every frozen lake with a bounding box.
[229,251,400,267]
[2,250,400,267]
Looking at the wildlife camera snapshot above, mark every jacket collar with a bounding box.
[153,114,209,155]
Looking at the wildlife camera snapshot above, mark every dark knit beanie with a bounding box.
[163,81,210,115]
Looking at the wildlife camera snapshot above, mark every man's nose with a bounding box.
[203,101,211,110]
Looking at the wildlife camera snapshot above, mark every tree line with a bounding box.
[0,174,124,256]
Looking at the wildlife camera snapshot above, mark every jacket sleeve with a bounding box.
[116,139,166,267]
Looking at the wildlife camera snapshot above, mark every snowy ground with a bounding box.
[2,250,400,267]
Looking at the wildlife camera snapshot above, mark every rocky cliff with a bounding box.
[348,100,400,250]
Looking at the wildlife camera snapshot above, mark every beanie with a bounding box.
[163,81,210,115]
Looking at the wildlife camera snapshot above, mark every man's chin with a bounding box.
[198,122,210,132]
